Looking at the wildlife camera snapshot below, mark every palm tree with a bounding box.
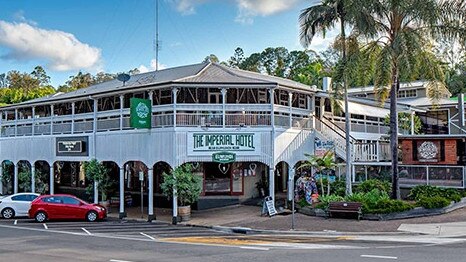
[299,150,337,196]
[299,0,353,196]
[351,0,465,199]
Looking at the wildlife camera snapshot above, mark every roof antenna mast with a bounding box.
[155,0,160,71]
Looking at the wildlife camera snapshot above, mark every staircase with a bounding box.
[314,116,390,162]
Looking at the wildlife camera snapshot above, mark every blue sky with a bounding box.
[0,0,336,87]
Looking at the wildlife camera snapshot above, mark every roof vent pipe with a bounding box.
[322,77,332,92]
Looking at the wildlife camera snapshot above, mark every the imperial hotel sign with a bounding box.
[188,133,260,156]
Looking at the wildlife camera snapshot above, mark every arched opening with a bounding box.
[1,160,14,195]
[34,161,51,194]
[17,160,31,193]
[101,161,120,207]
[123,161,148,216]
[274,161,289,195]
[53,161,88,200]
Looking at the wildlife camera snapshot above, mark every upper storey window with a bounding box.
[226,88,269,104]
[397,89,417,98]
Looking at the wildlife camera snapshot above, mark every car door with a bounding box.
[61,196,85,219]
[11,195,30,216]
[43,196,65,219]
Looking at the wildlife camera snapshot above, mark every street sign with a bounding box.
[139,171,144,181]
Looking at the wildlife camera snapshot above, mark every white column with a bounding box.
[119,95,124,130]
[148,168,155,221]
[14,109,18,136]
[0,164,3,195]
[31,165,35,193]
[411,111,415,135]
[172,88,178,224]
[288,92,293,128]
[172,88,178,128]
[49,165,54,194]
[221,88,226,128]
[93,99,98,204]
[119,167,125,218]
[14,163,18,194]
[71,102,75,134]
[269,87,276,202]
[50,105,54,135]
[32,107,35,136]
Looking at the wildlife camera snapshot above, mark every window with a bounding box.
[397,89,417,98]
[43,197,63,204]
[62,197,81,205]
[12,195,29,201]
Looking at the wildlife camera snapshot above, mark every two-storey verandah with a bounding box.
[0,63,329,221]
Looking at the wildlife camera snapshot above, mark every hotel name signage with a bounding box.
[188,132,260,156]
[56,136,89,156]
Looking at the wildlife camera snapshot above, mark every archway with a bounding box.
[34,161,51,194]
[123,161,148,217]
[53,161,87,200]
[17,160,31,193]
[274,161,289,195]
[101,161,119,208]
[1,160,14,195]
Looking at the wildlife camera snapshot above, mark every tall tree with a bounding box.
[66,71,94,90]
[228,47,245,68]
[352,0,465,199]
[300,0,354,196]
[31,66,51,86]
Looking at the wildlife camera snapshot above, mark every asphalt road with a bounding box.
[1,219,465,262]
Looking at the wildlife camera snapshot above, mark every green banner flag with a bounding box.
[130,98,151,129]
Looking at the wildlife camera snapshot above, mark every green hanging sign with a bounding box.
[212,152,236,163]
[130,98,151,129]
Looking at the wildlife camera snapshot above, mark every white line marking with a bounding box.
[140,232,155,240]
[361,255,398,260]
[109,260,134,262]
[240,246,270,251]
[82,227,92,235]
[43,223,48,229]
[14,220,17,225]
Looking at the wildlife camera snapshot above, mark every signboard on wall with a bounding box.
[130,98,151,129]
[314,138,335,158]
[187,132,260,156]
[417,141,440,162]
[212,152,236,163]
[56,136,89,156]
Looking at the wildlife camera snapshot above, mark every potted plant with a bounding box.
[160,163,202,222]
[84,159,114,208]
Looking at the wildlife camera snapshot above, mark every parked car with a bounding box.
[29,194,107,222]
[0,193,40,219]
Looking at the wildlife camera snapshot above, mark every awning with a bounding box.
[339,101,390,118]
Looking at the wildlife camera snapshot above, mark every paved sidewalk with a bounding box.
[109,204,466,235]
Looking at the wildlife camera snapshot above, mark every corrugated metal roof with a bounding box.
[2,62,313,109]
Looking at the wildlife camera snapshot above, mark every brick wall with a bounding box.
[401,139,457,165]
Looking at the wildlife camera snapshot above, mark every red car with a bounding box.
[29,194,107,222]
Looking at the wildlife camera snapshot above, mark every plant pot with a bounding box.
[178,205,191,222]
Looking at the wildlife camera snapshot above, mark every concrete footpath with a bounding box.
[108,205,466,237]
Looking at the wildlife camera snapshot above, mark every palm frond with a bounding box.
[299,4,338,48]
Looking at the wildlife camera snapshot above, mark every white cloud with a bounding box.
[170,0,304,24]
[13,10,37,26]
[138,59,167,73]
[235,0,303,24]
[0,20,102,71]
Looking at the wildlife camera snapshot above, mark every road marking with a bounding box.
[43,224,48,229]
[140,232,155,240]
[109,260,134,262]
[14,220,17,225]
[82,228,92,235]
[240,246,270,251]
[361,255,398,260]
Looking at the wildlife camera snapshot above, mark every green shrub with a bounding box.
[329,179,346,197]
[408,185,462,203]
[355,179,391,194]
[345,189,413,214]
[298,198,311,208]
[317,194,345,209]
[417,196,451,209]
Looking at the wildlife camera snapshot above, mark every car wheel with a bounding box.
[86,211,98,222]
[1,208,15,219]
[35,211,47,223]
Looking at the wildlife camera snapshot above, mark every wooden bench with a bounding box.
[327,202,362,220]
